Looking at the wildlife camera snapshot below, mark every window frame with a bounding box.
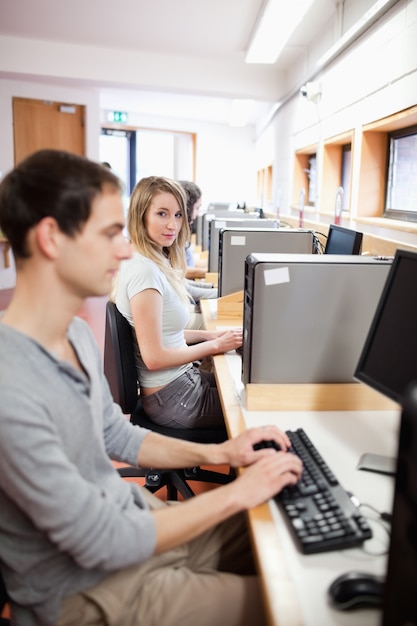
[384,124,417,223]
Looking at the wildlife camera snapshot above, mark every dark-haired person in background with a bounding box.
[179,180,217,331]
[178,179,205,280]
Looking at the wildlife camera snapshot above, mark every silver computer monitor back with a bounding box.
[242,253,393,385]
[209,217,279,272]
[195,204,232,247]
[218,228,315,296]
[199,208,251,251]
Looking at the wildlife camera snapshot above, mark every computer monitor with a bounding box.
[242,253,392,385]
[352,248,417,622]
[354,249,417,404]
[208,217,279,272]
[381,381,417,625]
[218,228,315,297]
[324,224,363,255]
[200,209,258,251]
[195,203,235,246]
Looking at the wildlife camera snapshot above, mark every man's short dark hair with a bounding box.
[0,149,122,259]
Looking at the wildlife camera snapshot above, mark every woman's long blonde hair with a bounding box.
[127,176,191,305]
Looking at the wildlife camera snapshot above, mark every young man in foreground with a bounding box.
[0,150,302,626]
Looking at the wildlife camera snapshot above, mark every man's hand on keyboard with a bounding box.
[233,452,303,510]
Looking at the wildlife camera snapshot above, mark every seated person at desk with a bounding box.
[0,149,302,626]
[178,179,207,280]
[179,179,218,310]
[114,175,241,429]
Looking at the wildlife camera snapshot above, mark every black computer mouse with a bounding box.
[253,440,281,451]
[328,571,384,610]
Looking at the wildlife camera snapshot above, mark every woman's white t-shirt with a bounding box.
[115,252,192,388]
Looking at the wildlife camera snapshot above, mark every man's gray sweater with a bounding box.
[0,317,156,625]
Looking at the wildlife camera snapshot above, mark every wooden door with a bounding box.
[13,97,86,165]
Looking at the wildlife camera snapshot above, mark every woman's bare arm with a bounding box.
[131,288,242,370]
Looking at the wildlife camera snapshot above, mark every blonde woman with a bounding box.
[115,176,243,429]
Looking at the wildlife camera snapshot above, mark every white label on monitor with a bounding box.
[231,236,246,246]
[214,220,226,229]
[264,266,290,286]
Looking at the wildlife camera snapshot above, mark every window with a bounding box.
[256,164,273,210]
[341,144,351,213]
[292,147,317,209]
[307,154,317,207]
[385,125,417,222]
[321,132,354,216]
[100,127,195,199]
[99,129,131,194]
[135,129,194,182]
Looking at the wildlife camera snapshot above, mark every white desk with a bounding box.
[201,299,401,626]
[225,351,399,626]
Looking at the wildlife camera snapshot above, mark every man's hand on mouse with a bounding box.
[219,425,294,468]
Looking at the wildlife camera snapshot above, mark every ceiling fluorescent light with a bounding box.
[245,0,314,64]
[229,99,254,127]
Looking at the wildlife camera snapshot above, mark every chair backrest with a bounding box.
[104,301,139,414]
[0,569,9,615]
[103,300,228,443]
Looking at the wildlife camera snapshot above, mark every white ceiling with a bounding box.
[0,0,338,125]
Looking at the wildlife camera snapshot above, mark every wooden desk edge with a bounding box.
[205,271,218,286]
[212,353,303,625]
[246,383,399,411]
[202,300,303,625]
[248,505,304,626]
[217,291,244,319]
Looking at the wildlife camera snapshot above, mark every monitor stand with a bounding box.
[357,453,396,476]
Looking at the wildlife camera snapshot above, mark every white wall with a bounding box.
[196,125,257,208]
[256,0,417,246]
[0,79,257,287]
[0,79,102,287]
[0,78,101,178]
[1,0,416,287]
[115,109,258,208]
[0,34,284,104]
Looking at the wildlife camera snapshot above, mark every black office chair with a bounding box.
[0,570,10,626]
[103,300,234,499]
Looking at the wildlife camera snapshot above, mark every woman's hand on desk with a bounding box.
[211,328,243,354]
[183,328,242,353]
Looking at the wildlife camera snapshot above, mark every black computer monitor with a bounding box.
[324,224,363,255]
[355,249,417,404]
[381,381,417,626]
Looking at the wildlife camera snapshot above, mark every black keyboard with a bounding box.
[275,428,372,554]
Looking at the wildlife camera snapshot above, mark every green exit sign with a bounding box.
[108,111,128,123]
